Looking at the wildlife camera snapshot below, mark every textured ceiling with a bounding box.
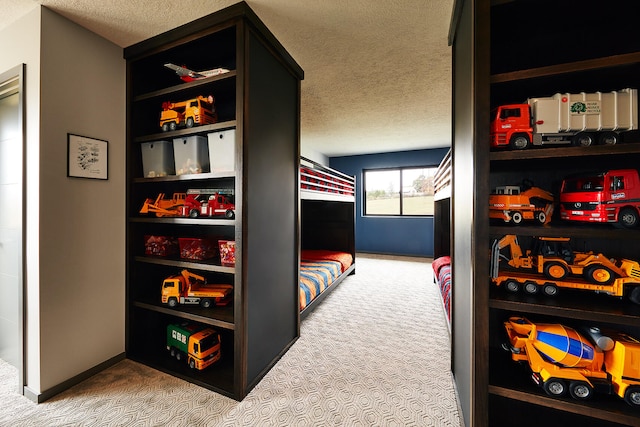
[0,0,453,157]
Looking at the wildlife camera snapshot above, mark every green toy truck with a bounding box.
[166,322,221,370]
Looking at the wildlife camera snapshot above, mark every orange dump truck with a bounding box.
[489,184,554,225]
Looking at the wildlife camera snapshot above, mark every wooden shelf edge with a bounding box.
[491,52,640,84]
[489,385,640,426]
[490,143,640,162]
[134,70,237,102]
[133,301,235,331]
[134,120,237,143]
[134,256,235,274]
[134,171,236,183]
[129,217,235,226]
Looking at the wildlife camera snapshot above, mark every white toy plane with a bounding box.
[164,63,230,82]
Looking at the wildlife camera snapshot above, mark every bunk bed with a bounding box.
[433,148,452,327]
[299,156,356,319]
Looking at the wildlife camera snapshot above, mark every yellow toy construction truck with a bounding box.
[161,269,232,308]
[160,95,217,132]
[503,316,640,407]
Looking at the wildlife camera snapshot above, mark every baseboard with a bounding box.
[23,352,126,403]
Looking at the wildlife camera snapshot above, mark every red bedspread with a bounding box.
[301,249,353,272]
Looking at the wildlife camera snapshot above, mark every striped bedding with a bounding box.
[299,250,353,311]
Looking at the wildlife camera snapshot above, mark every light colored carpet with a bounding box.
[0,253,462,426]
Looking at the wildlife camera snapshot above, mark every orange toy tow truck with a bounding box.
[503,316,640,407]
[489,183,555,225]
[160,95,217,132]
[161,269,232,308]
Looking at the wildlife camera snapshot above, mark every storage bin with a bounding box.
[218,240,236,266]
[173,135,210,175]
[140,140,174,178]
[208,129,236,172]
[144,235,178,257]
[178,237,218,260]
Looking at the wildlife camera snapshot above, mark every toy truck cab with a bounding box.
[560,169,640,228]
[490,104,533,149]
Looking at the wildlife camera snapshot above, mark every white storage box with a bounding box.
[173,135,210,175]
[140,140,174,178]
[208,129,236,172]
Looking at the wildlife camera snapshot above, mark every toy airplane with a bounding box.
[164,63,230,82]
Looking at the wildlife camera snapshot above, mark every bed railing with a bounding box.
[300,156,355,201]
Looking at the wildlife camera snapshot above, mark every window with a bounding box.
[364,166,436,216]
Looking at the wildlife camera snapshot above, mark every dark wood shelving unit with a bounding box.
[450,0,640,425]
[124,1,303,400]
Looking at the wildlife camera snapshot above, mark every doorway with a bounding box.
[0,64,25,394]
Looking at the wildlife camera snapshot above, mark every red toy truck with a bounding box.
[490,88,637,150]
[559,169,640,228]
[180,189,235,219]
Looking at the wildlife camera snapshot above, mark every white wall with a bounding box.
[38,8,126,392]
[0,6,126,396]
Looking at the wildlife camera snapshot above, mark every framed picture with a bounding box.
[67,133,108,180]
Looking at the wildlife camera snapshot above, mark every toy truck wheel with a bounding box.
[536,211,547,224]
[169,122,177,131]
[523,281,539,294]
[170,347,176,357]
[189,359,196,369]
[504,279,520,293]
[509,134,530,150]
[618,207,639,228]
[542,283,558,297]
[162,123,169,132]
[225,210,235,219]
[175,351,182,361]
[585,265,615,285]
[543,378,567,396]
[598,131,618,145]
[624,386,640,407]
[186,117,194,128]
[544,262,568,280]
[571,132,594,147]
[189,209,200,218]
[168,297,178,308]
[510,212,523,224]
[200,298,212,308]
[569,381,592,400]
[629,287,640,305]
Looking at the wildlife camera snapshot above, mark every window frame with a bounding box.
[363,165,437,217]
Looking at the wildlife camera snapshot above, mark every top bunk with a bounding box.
[434,148,452,201]
[300,156,355,203]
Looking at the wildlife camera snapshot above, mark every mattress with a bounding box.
[299,250,353,311]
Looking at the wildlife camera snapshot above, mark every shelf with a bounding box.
[491,52,640,84]
[489,224,640,240]
[133,70,237,102]
[130,217,235,226]
[489,348,640,426]
[135,255,234,274]
[133,300,234,330]
[489,288,640,327]
[133,170,236,183]
[134,120,237,143]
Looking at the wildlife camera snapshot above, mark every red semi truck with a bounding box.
[490,88,637,150]
[559,169,640,228]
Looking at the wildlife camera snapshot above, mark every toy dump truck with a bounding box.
[560,169,640,228]
[160,95,217,132]
[490,235,640,303]
[489,183,554,225]
[491,88,638,149]
[503,316,640,407]
[161,269,233,308]
[166,322,221,370]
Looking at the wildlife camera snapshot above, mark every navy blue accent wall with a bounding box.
[330,148,450,257]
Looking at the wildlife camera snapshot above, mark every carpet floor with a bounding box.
[0,253,462,426]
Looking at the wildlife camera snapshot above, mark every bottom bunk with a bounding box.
[300,249,355,319]
[432,255,451,328]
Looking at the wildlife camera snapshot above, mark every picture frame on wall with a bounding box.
[67,133,108,180]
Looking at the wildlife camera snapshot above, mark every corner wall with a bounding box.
[330,148,449,257]
[37,8,126,394]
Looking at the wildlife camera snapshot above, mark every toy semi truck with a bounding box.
[161,269,233,308]
[491,235,640,303]
[166,322,221,370]
[489,184,554,225]
[559,169,640,228]
[160,95,217,132]
[490,88,638,149]
[503,317,640,407]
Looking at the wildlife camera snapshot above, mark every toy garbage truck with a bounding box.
[491,88,638,149]
[166,322,221,370]
[503,317,640,407]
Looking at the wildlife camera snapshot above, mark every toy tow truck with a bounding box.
[161,269,232,308]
